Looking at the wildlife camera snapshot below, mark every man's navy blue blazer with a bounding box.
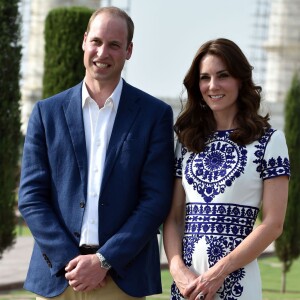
[18,80,174,297]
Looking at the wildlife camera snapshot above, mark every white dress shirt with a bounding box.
[80,78,123,246]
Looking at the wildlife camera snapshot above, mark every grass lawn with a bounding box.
[259,255,300,300]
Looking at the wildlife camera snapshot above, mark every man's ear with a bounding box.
[126,42,133,60]
[82,32,88,51]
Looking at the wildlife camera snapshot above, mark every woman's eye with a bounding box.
[200,75,209,80]
[219,73,229,78]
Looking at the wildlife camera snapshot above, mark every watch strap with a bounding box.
[96,252,111,270]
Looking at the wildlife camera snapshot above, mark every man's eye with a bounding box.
[111,43,120,49]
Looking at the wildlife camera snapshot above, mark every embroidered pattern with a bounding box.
[253,128,290,179]
[171,129,290,299]
[175,145,187,177]
[205,235,245,299]
[186,203,258,299]
[185,203,258,237]
[184,131,247,203]
[171,203,258,300]
[171,234,203,300]
[217,267,245,299]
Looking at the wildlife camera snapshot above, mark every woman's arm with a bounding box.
[163,178,199,297]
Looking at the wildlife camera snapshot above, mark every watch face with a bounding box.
[102,261,111,269]
[96,253,111,270]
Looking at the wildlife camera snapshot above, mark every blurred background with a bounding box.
[19,0,300,132]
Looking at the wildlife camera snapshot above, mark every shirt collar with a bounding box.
[82,78,123,112]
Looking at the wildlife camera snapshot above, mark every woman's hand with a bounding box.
[171,264,198,298]
[185,266,227,300]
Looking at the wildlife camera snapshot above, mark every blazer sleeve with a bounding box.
[18,102,80,276]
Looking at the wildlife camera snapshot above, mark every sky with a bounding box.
[102,0,259,99]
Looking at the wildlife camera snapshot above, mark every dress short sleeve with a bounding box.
[260,129,290,180]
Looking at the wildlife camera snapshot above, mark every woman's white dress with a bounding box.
[171,128,290,300]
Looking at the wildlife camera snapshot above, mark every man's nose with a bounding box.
[97,45,108,57]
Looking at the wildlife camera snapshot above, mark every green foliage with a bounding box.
[275,73,300,277]
[43,6,93,98]
[0,0,22,258]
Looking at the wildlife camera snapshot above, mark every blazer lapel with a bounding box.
[62,83,88,196]
[100,82,140,193]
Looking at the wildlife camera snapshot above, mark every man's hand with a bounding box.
[65,254,108,292]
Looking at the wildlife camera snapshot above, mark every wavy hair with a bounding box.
[175,38,270,153]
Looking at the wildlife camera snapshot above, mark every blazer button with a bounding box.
[80,202,85,208]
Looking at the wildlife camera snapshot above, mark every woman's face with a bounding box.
[199,54,240,119]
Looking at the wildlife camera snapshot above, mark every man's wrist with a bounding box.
[96,253,111,270]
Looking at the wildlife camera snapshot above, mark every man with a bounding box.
[18,6,174,300]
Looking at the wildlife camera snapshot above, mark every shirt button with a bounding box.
[80,202,85,208]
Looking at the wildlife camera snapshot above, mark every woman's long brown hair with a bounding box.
[175,38,270,153]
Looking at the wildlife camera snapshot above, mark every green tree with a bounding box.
[0,0,22,258]
[275,73,300,292]
[43,6,93,98]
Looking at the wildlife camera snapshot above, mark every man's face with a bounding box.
[82,12,133,86]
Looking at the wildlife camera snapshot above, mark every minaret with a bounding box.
[264,0,300,103]
[20,0,100,133]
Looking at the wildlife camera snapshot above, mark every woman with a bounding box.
[163,38,290,300]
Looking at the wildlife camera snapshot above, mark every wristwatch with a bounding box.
[96,253,112,270]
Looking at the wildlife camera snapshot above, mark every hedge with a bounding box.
[43,6,93,98]
[0,0,22,258]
